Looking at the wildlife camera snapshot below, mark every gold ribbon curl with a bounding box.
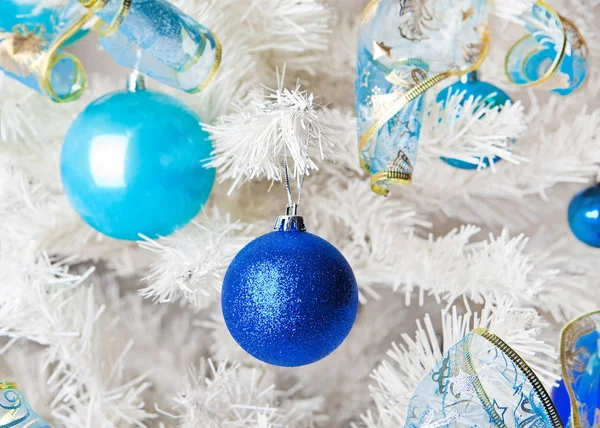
[0,14,91,103]
[359,22,491,196]
[39,12,92,102]
[504,0,589,91]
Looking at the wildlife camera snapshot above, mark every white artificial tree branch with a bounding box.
[205,69,341,193]
[138,210,260,309]
[167,359,325,427]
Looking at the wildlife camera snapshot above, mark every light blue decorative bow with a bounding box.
[406,310,600,428]
[356,0,589,196]
[0,0,221,102]
[356,0,490,196]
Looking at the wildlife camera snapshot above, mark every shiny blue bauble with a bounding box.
[568,185,600,248]
[61,89,215,241]
[221,224,359,367]
[437,75,513,170]
[551,379,571,425]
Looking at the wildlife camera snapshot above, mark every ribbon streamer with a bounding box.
[356,0,589,196]
[80,0,221,93]
[0,1,91,103]
[356,0,490,196]
[405,328,562,427]
[505,0,589,95]
[406,310,600,428]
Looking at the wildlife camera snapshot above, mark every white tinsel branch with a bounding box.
[205,69,341,193]
[138,210,259,309]
[166,359,325,427]
[420,91,528,168]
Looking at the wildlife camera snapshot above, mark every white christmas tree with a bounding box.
[0,0,599,426]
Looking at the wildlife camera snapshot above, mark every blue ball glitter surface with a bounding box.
[568,185,600,248]
[437,78,512,170]
[221,226,359,367]
[61,89,215,241]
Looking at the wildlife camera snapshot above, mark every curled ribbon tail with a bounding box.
[0,1,90,102]
[505,1,589,95]
[355,0,490,195]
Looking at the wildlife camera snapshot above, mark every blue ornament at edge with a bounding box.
[551,379,571,426]
[221,214,359,367]
[61,78,215,241]
[568,184,600,248]
[436,72,513,170]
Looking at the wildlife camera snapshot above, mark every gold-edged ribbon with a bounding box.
[186,30,222,93]
[358,10,491,195]
[472,329,563,427]
[78,0,221,93]
[39,12,91,102]
[504,0,588,91]
[0,382,17,391]
[0,14,91,103]
[91,0,132,37]
[559,309,600,428]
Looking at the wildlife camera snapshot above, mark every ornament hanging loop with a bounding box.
[281,136,310,212]
[276,140,310,232]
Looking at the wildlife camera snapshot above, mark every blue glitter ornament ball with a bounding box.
[568,185,600,248]
[437,72,513,170]
[61,80,215,240]
[221,216,358,367]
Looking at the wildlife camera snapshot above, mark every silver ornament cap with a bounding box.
[127,72,146,92]
[274,203,306,232]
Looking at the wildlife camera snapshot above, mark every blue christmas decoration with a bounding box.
[558,309,600,427]
[405,329,561,427]
[61,77,215,241]
[0,1,89,46]
[568,185,600,248]
[221,213,358,367]
[0,382,49,427]
[551,379,571,426]
[436,72,513,170]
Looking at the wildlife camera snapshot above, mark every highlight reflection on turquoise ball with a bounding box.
[60,89,215,241]
[568,185,600,248]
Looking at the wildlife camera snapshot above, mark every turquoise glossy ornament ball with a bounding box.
[568,185,600,248]
[437,75,513,170]
[61,89,215,241]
